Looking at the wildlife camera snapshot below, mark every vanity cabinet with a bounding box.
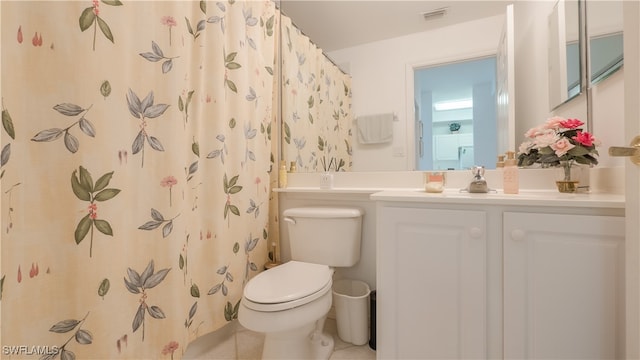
[374,195,625,360]
[503,212,625,359]
[377,206,488,359]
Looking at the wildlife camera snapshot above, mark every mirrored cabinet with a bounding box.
[548,0,624,110]
[586,0,623,85]
[548,0,582,109]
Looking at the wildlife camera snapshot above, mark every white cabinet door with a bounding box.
[504,212,625,359]
[377,206,487,359]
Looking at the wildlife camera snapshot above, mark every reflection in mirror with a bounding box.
[279,15,353,173]
[587,0,623,85]
[548,0,582,110]
[414,57,497,171]
[279,1,511,172]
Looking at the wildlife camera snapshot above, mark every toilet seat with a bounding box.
[243,261,333,312]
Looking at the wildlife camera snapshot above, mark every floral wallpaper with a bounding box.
[0,1,278,359]
[281,15,353,172]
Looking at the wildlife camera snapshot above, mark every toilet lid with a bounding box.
[244,261,332,304]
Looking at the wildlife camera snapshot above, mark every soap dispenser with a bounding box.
[503,151,519,194]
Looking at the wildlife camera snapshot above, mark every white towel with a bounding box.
[356,113,394,144]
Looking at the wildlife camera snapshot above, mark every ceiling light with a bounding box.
[433,98,473,111]
[421,7,448,21]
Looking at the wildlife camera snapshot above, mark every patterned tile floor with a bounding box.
[183,317,376,360]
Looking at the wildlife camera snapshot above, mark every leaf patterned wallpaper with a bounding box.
[0,0,295,358]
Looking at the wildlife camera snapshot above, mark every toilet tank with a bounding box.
[283,207,363,267]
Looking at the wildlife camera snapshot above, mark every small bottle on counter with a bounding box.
[279,161,288,188]
[503,151,519,194]
[289,161,297,173]
[425,172,445,193]
[496,154,505,169]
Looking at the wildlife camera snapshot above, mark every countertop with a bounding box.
[370,189,625,208]
[276,187,625,208]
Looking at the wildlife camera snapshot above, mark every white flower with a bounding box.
[524,126,543,138]
[532,129,559,149]
[518,141,534,155]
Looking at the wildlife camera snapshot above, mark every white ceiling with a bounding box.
[279,0,513,52]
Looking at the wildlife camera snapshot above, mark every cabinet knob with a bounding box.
[511,229,525,241]
[469,227,483,238]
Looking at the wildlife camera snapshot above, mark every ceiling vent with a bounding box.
[422,7,448,21]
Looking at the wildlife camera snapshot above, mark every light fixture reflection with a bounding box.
[433,98,473,111]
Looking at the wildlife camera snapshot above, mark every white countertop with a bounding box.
[276,187,624,208]
[370,189,625,208]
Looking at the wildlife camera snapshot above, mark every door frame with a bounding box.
[624,1,640,357]
[405,49,496,171]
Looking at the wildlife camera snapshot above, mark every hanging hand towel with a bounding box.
[357,113,394,144]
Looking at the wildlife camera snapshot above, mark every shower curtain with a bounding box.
[1,1,277,359]
[280,15,352,172]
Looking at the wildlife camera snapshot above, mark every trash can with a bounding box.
[369,290,376,350]
[332,279,371,346]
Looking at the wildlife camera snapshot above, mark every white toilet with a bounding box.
[238,207,364,360]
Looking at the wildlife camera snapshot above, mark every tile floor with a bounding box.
[183,316,376,360]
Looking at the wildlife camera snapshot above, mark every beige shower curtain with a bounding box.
[280,15,352,173]
[1,1,277,358]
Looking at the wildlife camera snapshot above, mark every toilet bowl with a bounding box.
[239,261,335,359]
[238,207,364,360]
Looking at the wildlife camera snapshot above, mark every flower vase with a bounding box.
[555,161,579,193]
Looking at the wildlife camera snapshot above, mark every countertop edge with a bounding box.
[274,187,624,208]
[369,190,625,208]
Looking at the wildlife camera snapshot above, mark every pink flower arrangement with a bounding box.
[517,116,600,170]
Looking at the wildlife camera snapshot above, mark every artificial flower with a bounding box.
[518,116,599,168]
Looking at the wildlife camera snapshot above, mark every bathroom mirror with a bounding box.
[278,1,602,173]
[279,1,514,172]
[548,0,582,110]
[586,0,623,85]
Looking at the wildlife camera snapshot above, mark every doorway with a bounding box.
[414,56,497,171]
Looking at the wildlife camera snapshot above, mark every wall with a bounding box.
[588,70,625,168]
[328,1,625,171]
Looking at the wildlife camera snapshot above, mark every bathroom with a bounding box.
[1,0,638,359]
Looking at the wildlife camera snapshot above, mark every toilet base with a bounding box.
[238,275,335,359]
[262,316,334,360]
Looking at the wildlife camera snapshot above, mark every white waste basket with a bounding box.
[332,279,371,345]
